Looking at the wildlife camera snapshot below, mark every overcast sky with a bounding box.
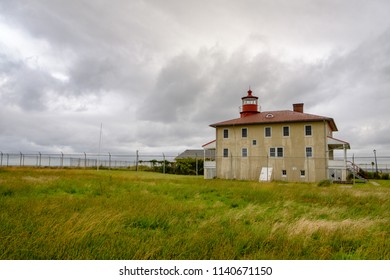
[1,0,390,158]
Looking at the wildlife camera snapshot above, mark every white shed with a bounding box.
[202,140,216,179]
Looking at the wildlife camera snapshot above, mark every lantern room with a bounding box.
[240,88,260,118]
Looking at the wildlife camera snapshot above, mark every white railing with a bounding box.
[328,160,346,168]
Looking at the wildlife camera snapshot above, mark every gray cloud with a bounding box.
[135,25,390,155]
[1,0,390,156]
[0,53,52,111]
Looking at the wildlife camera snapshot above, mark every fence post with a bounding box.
[136,150,139,171]
[352,154,355,185]
[84,152,87,168]
[61,152,64,168]
[39,152,42,167]
[196,153,198,175]
[20,152,23,166]
[0,152,2,166]
[163,153,166,174]
[108,152,111,170]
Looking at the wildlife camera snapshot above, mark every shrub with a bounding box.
[146,158,204,175]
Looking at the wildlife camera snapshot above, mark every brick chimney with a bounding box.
[293,103,304,113]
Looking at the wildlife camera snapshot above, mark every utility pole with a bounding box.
[97,123,103,171]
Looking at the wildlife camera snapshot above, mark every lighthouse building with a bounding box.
[203,88,350,182]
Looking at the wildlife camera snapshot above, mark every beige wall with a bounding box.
[215,121,332,182]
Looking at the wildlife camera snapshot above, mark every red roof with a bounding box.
[210,110,338,131]
[202,139,216,147]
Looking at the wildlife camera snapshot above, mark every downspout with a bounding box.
[233,123,237,179]
[324,120,328,181]
[215,127,218,178]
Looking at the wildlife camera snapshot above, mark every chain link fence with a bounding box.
[1,152,389,176]
[0,152,206,175]
[0,152,176,169]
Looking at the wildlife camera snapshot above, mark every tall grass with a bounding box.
[0,167,389,259]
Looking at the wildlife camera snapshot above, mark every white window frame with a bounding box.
[283,126,290,137]
[282,170,287,177]
[223,129,229,139]
[300,170,306,177]
[277,147,284,157]
[242,127,248,138]
[306,146,313,158]
[265,127,272,137]
[242,147,248,158]
[269,147,276,157]
[269,147,284,158]
[223,148,229,158]
[305,125,312,137]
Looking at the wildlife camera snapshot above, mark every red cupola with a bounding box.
[240,88,260,118]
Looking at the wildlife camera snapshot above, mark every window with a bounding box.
[269,147,276,157]
[242,128,248,138]
[270,147,284,157]
[223,148,229,158]
[305,125,312,136]
[283,126,290,137]
[223,129,229,139]
[265,127,272,137]
[282,170,287,177]
[252,140,257,146]
[244,98,257,105]
[242,148,248,157]
[300,170,306,177]
[277,147,284,157]
[306,147,313,157]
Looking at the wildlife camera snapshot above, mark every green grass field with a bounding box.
[0,167,389,260]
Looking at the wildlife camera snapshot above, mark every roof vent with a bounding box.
[265,113,274,119]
